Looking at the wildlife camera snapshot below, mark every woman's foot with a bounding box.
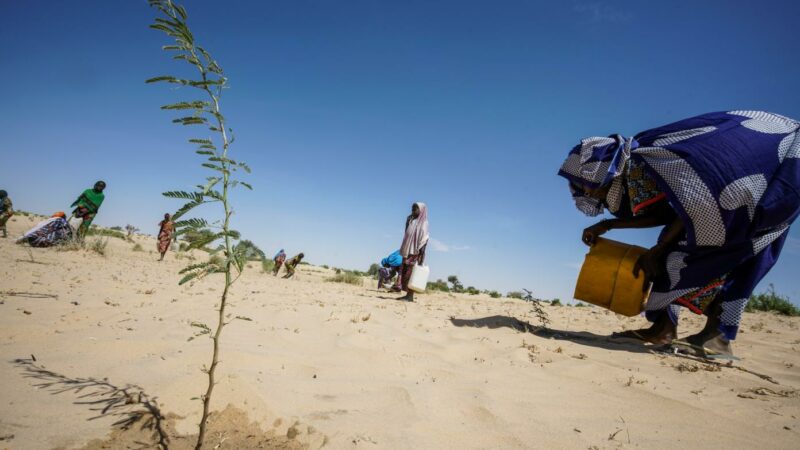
[613,314,676,345]
[681,330,734,357]
[398,292,415,302]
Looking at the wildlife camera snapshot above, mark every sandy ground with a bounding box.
[1,214,799,450]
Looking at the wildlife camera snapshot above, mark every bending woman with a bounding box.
[558,111,800,357]
[398,202,429,302]
[70,181,106,239]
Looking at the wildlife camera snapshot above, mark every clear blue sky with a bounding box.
[2,0,799,304]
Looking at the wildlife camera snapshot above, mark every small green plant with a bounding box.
[427,279,450,292]
[124,224,139,239]
[465,286,480,295]
[551,298,562,306]
[522,289,550,328]
[133,243,144,252]
[746,284,799,316]
[507,291,524,299]
[327,271,363,286]
[148,1,253,448]
[261,257,275,273]
[488,290,501,299]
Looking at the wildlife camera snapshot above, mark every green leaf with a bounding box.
[196,150,214,156]
[179,271,201,285]
[187,233,219,250]
[179,262,211,274]
[172,199,205,221]
[163,191,202,201]
[175,4,188,20]
[201,177,221,194]
[175,218,208,229]
[145,75,178,84]
[201,163,229,173]
[173,117,207,126]
[161,101,208,110]
[189,138,213,145]
[237,162,252,173]
[239,181,253,190]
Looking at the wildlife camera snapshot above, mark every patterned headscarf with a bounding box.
[558,134,639,216]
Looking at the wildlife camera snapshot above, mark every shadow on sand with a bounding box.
[12,358,169,449]
[448,315,652,354]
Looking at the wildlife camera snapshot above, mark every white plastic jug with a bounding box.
[68,216,83,234]
[408,264,430,293]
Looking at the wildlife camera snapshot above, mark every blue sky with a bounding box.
[2,0,799,304]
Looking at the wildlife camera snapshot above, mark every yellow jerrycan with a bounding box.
[573,237,650,316]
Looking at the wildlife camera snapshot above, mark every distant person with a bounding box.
[17,212,72,247]
[398,202,429,302]
[378,249,402,290]
[0,190,13,238]
[282,252,304,279]
[273,249,287,276]
[157,213,175,261]
[70,181,106,239]
[558,110,800,358]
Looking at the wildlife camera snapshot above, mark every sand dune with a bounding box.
[1,214,799,449]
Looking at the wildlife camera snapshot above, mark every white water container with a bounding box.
[408,264,430,293]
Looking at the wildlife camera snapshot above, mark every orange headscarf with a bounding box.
[51,211,66,218]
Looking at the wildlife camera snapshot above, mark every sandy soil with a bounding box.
[1,214,799,449]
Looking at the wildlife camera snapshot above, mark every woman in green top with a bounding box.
[0,190,13,238]
[71,181,106,238]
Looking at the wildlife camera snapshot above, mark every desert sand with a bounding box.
[1,214,799,449]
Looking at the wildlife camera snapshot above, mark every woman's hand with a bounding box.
[633,246,665,291]
[582,221,610,246]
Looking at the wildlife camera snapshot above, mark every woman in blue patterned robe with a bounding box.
[558,111,800,357]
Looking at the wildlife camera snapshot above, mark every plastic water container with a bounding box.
[573,237,651,316]
[408,264,430,293]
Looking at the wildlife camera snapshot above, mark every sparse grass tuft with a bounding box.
[86,238,108,256]
[86,226,127,240]
[746,284,800,316]
[261,258,275,273]
[132,243,144,252]
[327,271,363,286]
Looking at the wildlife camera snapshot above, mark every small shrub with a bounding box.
[447,275,464,293]
[551,298,562,306]
[327,271,363,286]
[56,240,83,252]
[427,279,450,292]
[87,238,108,256]
[507,291,524,299]
[179,242,190,252]
[110,226,123,231]
[574,302,591,307]
[321,265,329,269]
[334,268,342,274]
[367,263,380,277]
[261,258,275,273]
[522,289,550,328]
[132,243,144,252]
[465,286,480,295]
[746,285,800,316]
[488,291,501,299]
[86,226,127,240]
